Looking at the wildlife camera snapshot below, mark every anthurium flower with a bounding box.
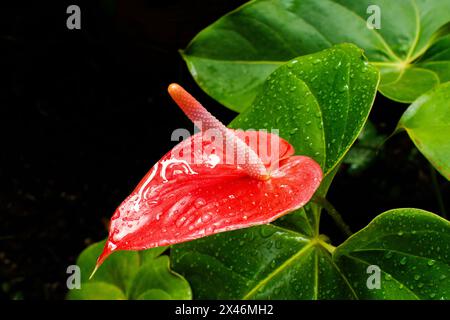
[94,84,322,272]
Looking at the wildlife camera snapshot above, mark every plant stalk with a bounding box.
[313,196,353,237]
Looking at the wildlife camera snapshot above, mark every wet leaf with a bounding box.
[173,225,356,299]
[230,44,379,175]
[182,0,450,111]
[230,43,379,231]
[398,82,450,180]
[334,209,450,299]
[172,209,450,299]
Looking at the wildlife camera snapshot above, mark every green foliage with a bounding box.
[69,1,450,301]
[66,241,192,300]
[398,82,450,180]
[172,43,450,299]
[172,209,450,299]
[334,209,450,299]
[230,44,379,177]
[182,0,450,111]
[231,43,379,231]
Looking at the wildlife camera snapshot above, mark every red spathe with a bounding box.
[97,129,322,267]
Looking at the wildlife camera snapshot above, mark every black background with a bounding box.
[1,0,448,300]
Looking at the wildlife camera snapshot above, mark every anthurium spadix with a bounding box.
[94,83,322,272]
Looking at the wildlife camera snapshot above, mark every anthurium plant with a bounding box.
[68,0,450,300]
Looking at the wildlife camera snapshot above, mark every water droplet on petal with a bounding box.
[194,198,206,208]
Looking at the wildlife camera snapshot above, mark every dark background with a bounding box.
[1,0,448,300]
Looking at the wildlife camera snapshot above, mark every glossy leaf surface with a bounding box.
[229,43,379,231]
[172,209,450,299]
[334,209,450,299]
[182,0,450,111]
[230,43,379,176]
[398,82,450,180]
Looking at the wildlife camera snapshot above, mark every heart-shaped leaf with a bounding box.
[418,34,450,83]
[398,82,450,180]
[229,43,378,231]
[333,209,450,299]
[173,225,357,299]
[172,209,450,299]
[230,43,379,175]
[183,0,450,111]
[66,240,191,300]
[170,44,387,299]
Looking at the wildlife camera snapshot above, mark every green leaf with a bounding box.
[173,225,356,299]
[398,82,450,180]
[172,209,450,299]
[230,43,379,177]
[229,43,378,232]
[128,256,192,300]
[137,290,173,300]
[182,0,450,111]
[419,34,450,83]
[140,246,168,265]
[334,209,450,299]
[66,283,126,300]
[274,205,316,237]
[66,240,192,300]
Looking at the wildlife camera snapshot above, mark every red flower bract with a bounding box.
[94,84,322,272]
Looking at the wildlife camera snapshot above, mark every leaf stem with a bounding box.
[312,196,353,237]
[317,238,336,254]
[429,163,447,218]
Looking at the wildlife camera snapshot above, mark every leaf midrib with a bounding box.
[241,238,360,300]
[328,0,400,61]
[242,239,315,299]
[405,0,421,62]
[240,224,340,300]
[186,0,450,79]
[320,246,359,299]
